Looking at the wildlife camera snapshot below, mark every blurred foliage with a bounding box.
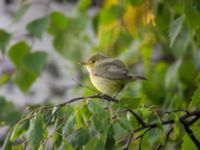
[0,0,200,149]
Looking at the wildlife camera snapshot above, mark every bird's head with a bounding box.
[81,53,108,72]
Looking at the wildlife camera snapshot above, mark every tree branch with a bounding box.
[182,122,200,148]
[125,110,200,149]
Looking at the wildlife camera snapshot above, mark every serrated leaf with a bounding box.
[9,41,30,68]
[13,3,30,22]
[27,16,50,38]
[0,29,11,53]
[22,51,48,75]
[28,113,46,150]
[169,15,184,47]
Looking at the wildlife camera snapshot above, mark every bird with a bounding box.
[81,53,146,97]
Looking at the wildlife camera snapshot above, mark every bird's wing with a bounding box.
[92,59,132,80]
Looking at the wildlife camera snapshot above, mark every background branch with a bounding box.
[125,110,200,149]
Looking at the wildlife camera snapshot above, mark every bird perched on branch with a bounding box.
[81,53,146,97]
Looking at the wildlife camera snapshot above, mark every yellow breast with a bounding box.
[90,74,125,96]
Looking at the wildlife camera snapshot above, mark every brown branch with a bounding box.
[57,94,119,107]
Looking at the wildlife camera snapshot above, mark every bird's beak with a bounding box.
[79,62,88,65]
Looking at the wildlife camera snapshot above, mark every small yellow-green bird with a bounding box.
[82,53,146,97]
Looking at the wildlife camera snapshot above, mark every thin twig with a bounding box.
[125,111,200,149]
[56,94,119,107]
[126,109,146,127]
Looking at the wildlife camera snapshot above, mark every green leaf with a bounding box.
[9,41,30,68]
[189,86,200,109]
[156,114,166,145]
[10,120,30,142]
[11,144,23,150]
[68,128,89,149]
[91,115,108,133]
[52,32,84,62]
[117,117,133,132]
[14,68,37,93]
[100,5,124,24]
[127,0,143,6]
[75,105,84,129]
[94,140,105,150]
[52,118,63,149]
[2,130,12,150]
[113,122,129,140]
[22,51,48,75]
[193,48,200,70]
[28,113,46,150]
[172,113,182,140]
[62,139,75,150]
[185,1,200,31]
[88,101,105,116]
[0,74,9,86]
[169,15,184,47]
[77,0,91,12]
[27,16,50,38]
[64,107,75,135]
[105,126,115,150]
[83,138,98,150]
[119,97,141,109]
[0,96,21,125]
[13,3,30,22]
[48,11,69,34]
[80,102,92,123]
[0,29,11,53]
[165,59,182,89]
[181,133,197,150]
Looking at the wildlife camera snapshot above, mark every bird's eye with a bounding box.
[92,60,95,63]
